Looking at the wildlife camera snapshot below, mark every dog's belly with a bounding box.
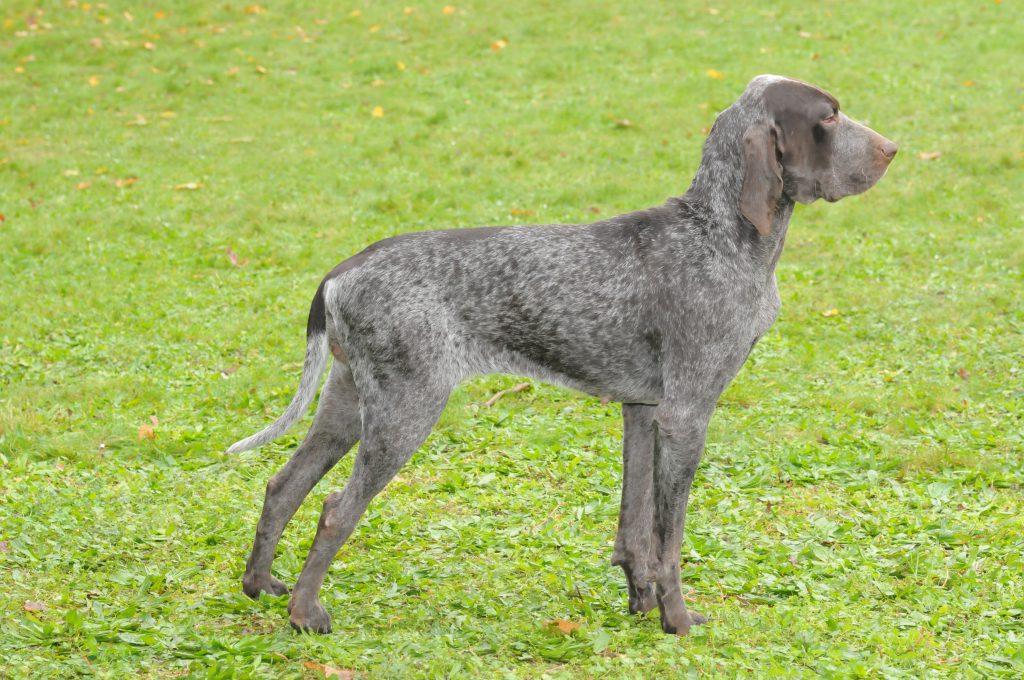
[468,336,664,403]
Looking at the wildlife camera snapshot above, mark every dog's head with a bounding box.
[732,75,897,235]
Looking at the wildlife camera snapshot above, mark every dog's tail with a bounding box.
[226,279,331,453]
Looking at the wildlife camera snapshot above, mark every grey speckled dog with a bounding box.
[228,75,897,635]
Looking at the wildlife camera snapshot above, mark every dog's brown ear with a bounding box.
[739,123,783,236]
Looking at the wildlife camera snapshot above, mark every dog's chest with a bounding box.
[751,278,781,342]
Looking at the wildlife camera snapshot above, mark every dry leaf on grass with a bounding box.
[917,151,941,160]
[174,182,202,190]
[545,619,581,635]
[821,308,840,317]
[371,106,384,118]
[23,601,46,612]
[226,247,249,267]
[302,661,355,679]
[706,68,724,79]
[115,177,138,188]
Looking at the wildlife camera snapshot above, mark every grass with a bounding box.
[1,0,1022,677]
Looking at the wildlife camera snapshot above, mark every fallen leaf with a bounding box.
[962,80,975,87]
[917,151,941,160]
[138,423,155,440]
[369,24,381,33]
[545,619,581,635]
[404,7,415,14]
[75,181,92,190]
[89,37,103,48]
[443,5,457,15]
[88,75,100,86]
[127,114,148,126]
[302,662,355,679]
[159,110,176,119]
[396,61,406,71]
[23,601,46,612]
[956,367,970,380]
[798,30,812,38]
[255,65,267,74]
[371,105,384,118]
[821,308,840,317]
[155,10,166,20]
[245,4,265,14]
[226,247,248,267]
[509,208,534,217]
[115,177,138,188]
[0,214,5,222]
[491,38,507,51]
[150,415,159,427]
[63,169,80,177]
[174,182,202,190]
[613,118,632,128]
[706,68,724,79]
[0,540,10,552]
[143,41,156,50]
[350,10,361,17]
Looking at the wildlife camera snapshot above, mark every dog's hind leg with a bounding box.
[612,403,659,614]
[242,363,361,599]
[287,378,451,633]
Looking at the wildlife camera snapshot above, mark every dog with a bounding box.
[228,75,897,634]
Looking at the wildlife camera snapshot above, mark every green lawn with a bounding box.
[2,1,1022,677]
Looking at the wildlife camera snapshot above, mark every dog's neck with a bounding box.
[684,131,794,282]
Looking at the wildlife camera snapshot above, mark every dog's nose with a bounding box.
[879,140,898,161]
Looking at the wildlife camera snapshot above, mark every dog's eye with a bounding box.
[822,112,838,125]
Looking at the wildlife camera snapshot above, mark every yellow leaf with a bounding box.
[143,41,155,50]
[138,423,155,440]
[63,169,80,177]
[14,66,24,74]
[302,662,355,679]
[350,9,361,17]
[88,75,100,86]
[962,80,975,87]
[706,69,724,80]
[396,61,406,71]
[255,65,267,74]
[369,24,381,33]
[491,38,507,52]
[75,181,91,190]
[545,619,581,635]
[404,7,415,14]
[245,4,265,14]
[159,110,176,118]
[371,105,384,118]
[115,177,138,188]
[155,10,166,20]
[917,151,941,160]
[821,308,840,317]
[443,5,457,15]
[174,182,202,190]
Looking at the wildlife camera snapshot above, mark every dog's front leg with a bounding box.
[650,399,714,635]
[612,403,659,614]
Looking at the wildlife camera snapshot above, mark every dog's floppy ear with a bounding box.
[739,123,783,236]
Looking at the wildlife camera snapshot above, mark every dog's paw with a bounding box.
[687,610,709,627]
[288,598,332,634]
[628,582,658,615]
[242,574,290,599]
[659,608,709,635]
